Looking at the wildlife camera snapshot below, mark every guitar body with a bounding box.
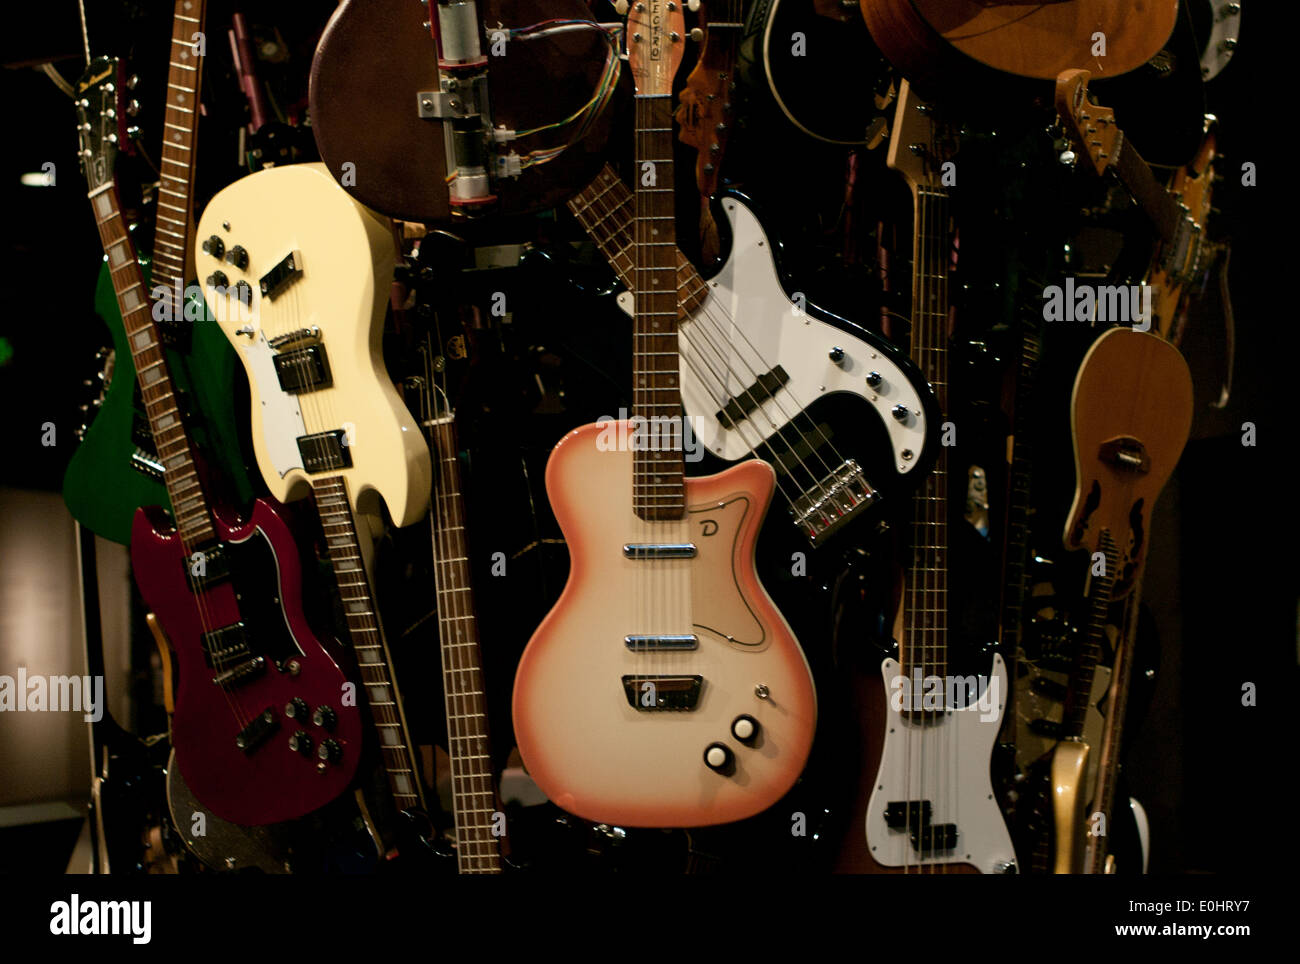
[65,263,252,544]
[513,421,817,827]
[860,655,1014,873]
[309,0,622,222]
[862,0,1178,92]
[1063,328,1193,595]
[615,192,934,501]
[196,162,430,525]
[131,497,362,825]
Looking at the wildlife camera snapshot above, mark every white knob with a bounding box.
[614,0,629,14]
[706,746,728,768]
[687,0,701,10]
[732,716,755,740]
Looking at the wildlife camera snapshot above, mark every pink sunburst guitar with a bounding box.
[511,1,816,828]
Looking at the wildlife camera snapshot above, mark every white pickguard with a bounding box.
[865,654,1018,873]
[616,196,927,472]
[240,332,306,478]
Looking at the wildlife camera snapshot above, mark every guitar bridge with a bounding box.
[622,675,704,711]
[791,459,878,545]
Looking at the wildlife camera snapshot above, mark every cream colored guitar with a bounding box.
[195,161,430,526]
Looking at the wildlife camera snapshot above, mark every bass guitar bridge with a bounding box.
[791,459,878,546]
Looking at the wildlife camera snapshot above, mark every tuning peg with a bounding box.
[126,73,139,90]
[689,27,704,41]
[1058,149,1077,168]
[687,0,701,10]
[614,0,628,13]
[126,99,140,117]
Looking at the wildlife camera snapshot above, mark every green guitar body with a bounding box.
[63,259,254,545]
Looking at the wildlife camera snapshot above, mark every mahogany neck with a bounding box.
[88,181,213,548]
[568,165,709,320]
[312,476,425,816]
[903,185,952,680]
[426,418,501,874]
[632,95,686,521]
[152,0,208,311]
[1113,136,1179,245]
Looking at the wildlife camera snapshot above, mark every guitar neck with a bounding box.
[1112,137,1181,246]
[152,0,208,308]
[1085,573,1144,873]
[312,476,425,815]
[87,181,213,547]
[426,418,501,874]
[997,328,1041,673]
[1062,531,1118,739]
[903,181,952,680]
[568,165,709,320]
[632,96,686,521]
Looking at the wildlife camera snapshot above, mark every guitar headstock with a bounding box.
[74,57,130,193]
[1054,69,1121,177]
[886,80,954,194]
[626,0,687,96]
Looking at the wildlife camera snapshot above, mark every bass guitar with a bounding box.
[75,61,363,827]
[513,1,817,828]
[196,161,435,856]
[856,82,1016,873]
[567,164,936,547]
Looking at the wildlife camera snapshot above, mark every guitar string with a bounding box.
[576,183,832,530]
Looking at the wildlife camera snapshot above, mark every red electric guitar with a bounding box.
[74,57,361,827]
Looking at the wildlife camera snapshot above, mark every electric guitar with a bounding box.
[567,165,936,547]
[75,60,363,827]
[1055,68,1223,347]
[64,0,251,545]
[1061,326,1192,872]
[859,82,1016,873]
[196,160,435,855]
[513,1,817,828]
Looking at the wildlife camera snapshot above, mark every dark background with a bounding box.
[1,1,1294,874]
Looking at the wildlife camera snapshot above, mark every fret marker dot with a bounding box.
[180,51,188,60]
[173,133,182,142]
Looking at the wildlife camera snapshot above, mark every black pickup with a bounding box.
[297,430,353,474]
[273,344,332,394]
[715,365,789,428]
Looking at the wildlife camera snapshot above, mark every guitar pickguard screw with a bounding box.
[755,684,770,700]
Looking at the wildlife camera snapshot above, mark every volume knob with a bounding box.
[866,371,883,388]
[284,697,309,721]
[316,738,342,763]
[225,245,248,270]
[312,705,337,730]
[205,270,228,289]
[288,730,312,755]
[731,714,760,745]
[703,743,734,774]
[891,404,910,422]
[201,235,224,259]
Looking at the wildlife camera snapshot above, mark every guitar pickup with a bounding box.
[259,250,303,302]
[186,543,231,591]
[267,326,321,352]
[791,459,878,546]
[130,447,164,482]
[201,621,250,670]
[297,430,353,474]
[715,365,789,428]
[885,800,958,855]
[624,635,699,652]
[622,675,704,711]
[622,543,697,560]
[234,707,278,754]
[273,344,332,394]
[212,655,266,688]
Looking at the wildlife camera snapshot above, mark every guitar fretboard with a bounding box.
[88,182,213,548]
[427,418,501,874]
[1063,531,1117,738]
[313,476,425,815]
[151,0,208,314]
[904,183,952,682]
[568,165,709,320]
[632,95,686,521]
